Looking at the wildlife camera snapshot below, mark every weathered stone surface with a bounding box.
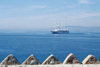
[42,54,61,65]
[1,54,20,65]
[0,54,100,66]
[0,64,100,67]
[63,53,80,64]
[22,55,40,65]
[82,54,100,64]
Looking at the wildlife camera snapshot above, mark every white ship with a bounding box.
[51,29,69,34]
[51,19,69,34]
[51,25,69,34]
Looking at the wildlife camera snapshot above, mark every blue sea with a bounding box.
[0,27,100,64]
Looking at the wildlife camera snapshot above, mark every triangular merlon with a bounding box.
[22,54,41,65]
[1,54,20,65]
[82,54,99,64]
[42,54,61,64]
[63,53,80,64]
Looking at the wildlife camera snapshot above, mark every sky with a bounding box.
[0,0,100,30]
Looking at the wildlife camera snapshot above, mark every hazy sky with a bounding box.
[0,0,100,30]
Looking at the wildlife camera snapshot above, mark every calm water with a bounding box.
[0,30,100,63]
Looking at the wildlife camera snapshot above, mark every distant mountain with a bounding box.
[66,26,100,28]
[64,26,100,33]
[0,26,100,34]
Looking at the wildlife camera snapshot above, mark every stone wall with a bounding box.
[0,53,100,66]
[0,64,100,67]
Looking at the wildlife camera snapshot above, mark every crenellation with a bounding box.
[63,53,80,64]
[0,53,99,66]
[0,54,20,65]
[22,54,41,65]
[82,54,99,64]
[42,54,61,65]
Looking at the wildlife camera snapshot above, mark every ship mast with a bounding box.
[63,19,66,30]
[54,18,57,30]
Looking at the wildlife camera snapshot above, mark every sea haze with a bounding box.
[0,26,100,63]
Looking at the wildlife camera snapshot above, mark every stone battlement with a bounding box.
[0,64,100,67]
[0,53,100,67]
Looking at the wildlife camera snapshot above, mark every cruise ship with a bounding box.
[51,25,69,34]
[51,29,69,34]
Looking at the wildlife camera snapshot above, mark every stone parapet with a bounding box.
[0,53,100,65]
[0,64,100,67]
